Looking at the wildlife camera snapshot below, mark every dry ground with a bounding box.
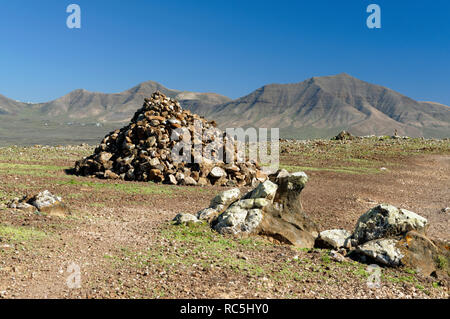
[0,137,449,299]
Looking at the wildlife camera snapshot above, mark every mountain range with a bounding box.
[0,73,449,145]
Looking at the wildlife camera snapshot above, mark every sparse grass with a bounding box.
[432,282,442,289]
[280,138,450,175]
[280,164,382,175]
[0,162,69,177]
[321,251,332,264]
[0,224,47,242]
[385,274,416,284]
[55,178,174,195]
[0,163,63,171]
[404,268,417,275]
[435,255,449,276]
[0,190,17,205]
[107,223,270,278]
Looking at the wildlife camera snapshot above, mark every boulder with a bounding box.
[213,200,263,234]
[7,199,36,213]
[210,170,319,248]
[354,231,447,274]
[210,167,226,179]
[397,231,441,276]
[316,229,352,249]
[352,204,428,245]
[7,190,68,217]
[355,238,404,266]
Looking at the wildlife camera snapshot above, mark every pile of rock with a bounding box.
[7,190,68,217]
[174,176,449,276]
[332,130,355,141]
[174,169,319,248]
[317,204,449,276]
[74,91,264,186]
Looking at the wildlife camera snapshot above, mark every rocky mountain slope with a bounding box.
[29,81,231,123]
[205,73,450,138]
[0,74,449,145]
[0,82,230,145]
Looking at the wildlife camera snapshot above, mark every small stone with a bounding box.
[167,174,177,185]
[210,167,226,178]
[329,250,346,262]
[196,208,219,223]
[172,213,200,226]
[184,176,197,186]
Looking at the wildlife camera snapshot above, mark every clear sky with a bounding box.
[0,0,449,105]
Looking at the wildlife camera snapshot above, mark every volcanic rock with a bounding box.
[352,204,428,245]
[190,170,319,248]
[316,229,352,249]
[356,238,404,266]
[172,213,200,226]
[7,190,68,217]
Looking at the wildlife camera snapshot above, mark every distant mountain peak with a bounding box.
[1,76,449,140]
[203,74,450,139]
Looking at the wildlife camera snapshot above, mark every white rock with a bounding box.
[288,172,308,190]
[184,176,197,186]
[242,209,263,233]
[30,190,62,210]
[356,238,404,266]
[318,229,352,249]
[210,167,226,178]
[214,205,248,234]
[249,180,278,200]
[209,188,240,209]
[353,204,428,244]
[172,213,200,225]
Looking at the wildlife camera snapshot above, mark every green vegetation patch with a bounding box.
[56,178,174,195]
[0,224,47,242]
[0,162,68,177]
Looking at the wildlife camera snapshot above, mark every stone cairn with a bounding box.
[74,91,265,186]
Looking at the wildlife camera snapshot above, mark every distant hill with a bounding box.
[0,94,26,115]
[0,74,449,145]
[30,81,230,123]
[203,73,450,139]
[0,82,230,145]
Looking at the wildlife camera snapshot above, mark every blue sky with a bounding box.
[0,0,449,104]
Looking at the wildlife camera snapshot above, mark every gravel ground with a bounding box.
[0,139,448,299]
